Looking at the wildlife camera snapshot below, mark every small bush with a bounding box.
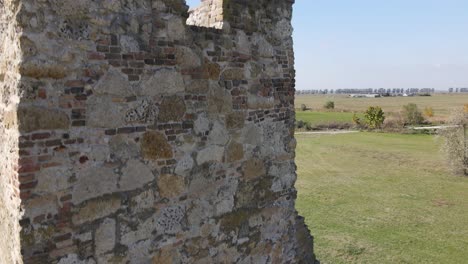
[352,114,361,125]
[382,114,405,132]
[364,106,385,129]
[464,104,468,113]
[324,101,335,110]
[424,107,434,118]
[295,120,313,131]
[296,120,305,129]
[300,104,308,111]
[402,103,425,125]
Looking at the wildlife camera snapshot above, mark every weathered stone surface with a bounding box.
[186,79,210,94]
[119,159,154,191]
[141,131,173,160]
[226,141,244,162]
[155,205,185,234]
[152,246,181,264]
[175,46,201,68]
[174,154,194,175]
[18,106,69,133]
[157,174,185,199]
[93,67,133,96]
[158,96,186,123]
[20,60,67,79]
[207,86,232,114]
[35,167,72,194]
[196,145,224,164]
[23,195,58,222]
[226,112,245,130]
[57,254,96,264]
[109,135,140,160]
[208,120,229,145]
[243,158,266,181]
[95,218,116,255]
[203,60,221,80]
[87,96,126,128]
[72,196,121,225]
[72,166,118,204]
[142,69,185,96]
[8,0,316,263]
[221,68,245,80]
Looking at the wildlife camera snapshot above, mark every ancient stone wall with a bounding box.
[0,0,23,263]
[2,0,316,263]
[186,0,223,29]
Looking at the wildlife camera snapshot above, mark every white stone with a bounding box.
[175,154,194,175]
[208,121,229,146]
[194,113,210,135]
[196,146,224,164]
[57,254,96,264]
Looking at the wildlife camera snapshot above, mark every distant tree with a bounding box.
[402,103,425,125]
[424,107,434,118]
[300,104,308,111]
[364,106,385,129]
[324,101,335,110]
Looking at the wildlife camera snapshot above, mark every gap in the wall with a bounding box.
[186,0,203,10]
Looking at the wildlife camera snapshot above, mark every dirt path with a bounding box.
[411,125,460,130]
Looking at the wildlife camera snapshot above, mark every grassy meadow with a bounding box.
[296,111,363,126]
[295,132,468,263]
[296,94,468,118]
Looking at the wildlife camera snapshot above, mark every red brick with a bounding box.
[20,191,32,200]
[38,89,47,99]
[88,52,105,60]
[42,162,62,168]
[18,163,40,173]
[19,181,37,190]
[19,174,35,183]
[32,132,51,140]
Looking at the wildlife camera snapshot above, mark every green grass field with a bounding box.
[296,94,468,117]
[296,111,362,126]
[295,132,468,263]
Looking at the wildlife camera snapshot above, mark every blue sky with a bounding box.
[187,0,468,90]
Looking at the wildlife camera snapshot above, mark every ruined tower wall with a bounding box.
[0,1,23,263]
[6,0,316,263]
[186,0,223,29]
